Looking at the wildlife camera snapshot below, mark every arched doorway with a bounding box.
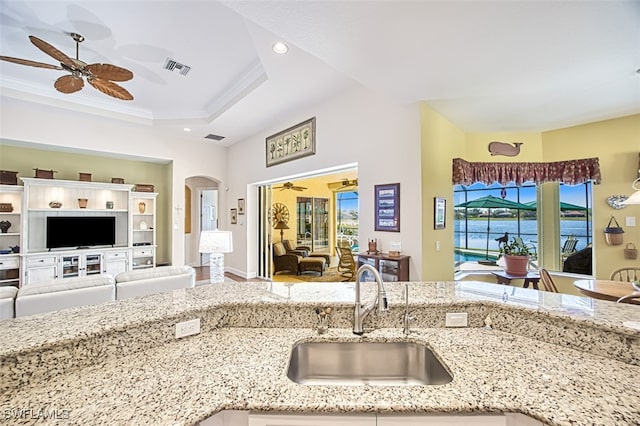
[185,176,219,267]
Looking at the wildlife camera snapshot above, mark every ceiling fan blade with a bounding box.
[54,75,84,94]
[29,35,76,69]
[86,63,133,81]
[0,55,63,70]
[88,77,133,100]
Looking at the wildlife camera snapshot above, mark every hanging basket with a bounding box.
[604,216,624,246]
[624,243,638,260]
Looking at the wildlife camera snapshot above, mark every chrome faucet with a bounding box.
[353,264,388,335]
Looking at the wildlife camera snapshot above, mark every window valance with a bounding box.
[452,157,601,186]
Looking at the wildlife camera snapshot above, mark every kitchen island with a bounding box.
[1,281,639,425]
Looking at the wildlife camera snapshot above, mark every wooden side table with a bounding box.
[356,252,410,281]
[491,270,540,290]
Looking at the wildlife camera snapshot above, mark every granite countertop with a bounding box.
[1,281,640,425]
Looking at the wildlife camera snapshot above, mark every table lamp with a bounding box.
[273,220,289,242]
[199,230,233,283]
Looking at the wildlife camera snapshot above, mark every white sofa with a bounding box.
[115,265,195,300]
[0,286,18,320]
[15,275,116,318]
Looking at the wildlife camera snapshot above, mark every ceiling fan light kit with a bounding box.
[0,33,134,101]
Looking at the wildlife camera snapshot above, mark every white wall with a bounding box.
[0,97,228,266]
[227,85,422,278]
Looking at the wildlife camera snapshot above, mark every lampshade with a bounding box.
[622,178,640,205]
[199,230,233,253]
[273,220,289,230]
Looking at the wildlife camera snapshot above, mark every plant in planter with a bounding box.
[498,237,532,275]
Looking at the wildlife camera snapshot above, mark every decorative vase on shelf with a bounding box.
[0,220,11,233]
[138,202,146,214]
[78,198,88,209]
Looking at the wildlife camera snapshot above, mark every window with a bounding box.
[296,197,329,252]
[336,191,359,251]
[454,181,592,271]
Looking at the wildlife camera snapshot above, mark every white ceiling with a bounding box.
[1,1,638,147]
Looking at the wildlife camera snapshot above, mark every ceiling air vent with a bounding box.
[205,134,225,141]
[163,58,191,76]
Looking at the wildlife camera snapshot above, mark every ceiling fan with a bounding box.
[273,182,307,191]
[339,178,358,189]
[0,33,134,101]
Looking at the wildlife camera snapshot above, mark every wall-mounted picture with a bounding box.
[238,198,245,215]
[230,208,238,224]
[434,197,446,229]
[375,183,400,232]
[266,117,316,167]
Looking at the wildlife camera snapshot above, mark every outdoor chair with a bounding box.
[336,246,357,281]
[561,235,579,263]
[538,268,559,293]
[513,236,537,259]
[609,267,640,282]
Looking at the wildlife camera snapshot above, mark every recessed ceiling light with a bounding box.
[183,128,192,132]
[272,42,288,54]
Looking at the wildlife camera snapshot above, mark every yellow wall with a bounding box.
[464,132,544,162]
[541,114,640,278]
[420,104,466,280]
[0,144,172,264]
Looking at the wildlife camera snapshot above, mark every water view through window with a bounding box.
[454,181,592,269]
[336,191,359,251]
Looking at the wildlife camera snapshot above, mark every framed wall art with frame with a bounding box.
[230,208,238,225]
[237,198,245,215]
[374,183,400,232]
[434,197,446,229]
[265,117,316,167]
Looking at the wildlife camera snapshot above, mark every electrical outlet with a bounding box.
[445,312,468,327]
[175,318,201,338]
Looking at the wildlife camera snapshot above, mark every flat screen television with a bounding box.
[46,216,116,249]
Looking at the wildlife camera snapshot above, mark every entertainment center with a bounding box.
[0,178,157,287]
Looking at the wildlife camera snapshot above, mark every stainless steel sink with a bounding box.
[287,341,453,385]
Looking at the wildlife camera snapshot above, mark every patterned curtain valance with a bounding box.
[452,157,601,186]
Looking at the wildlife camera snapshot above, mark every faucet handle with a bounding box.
[379,293,389,312]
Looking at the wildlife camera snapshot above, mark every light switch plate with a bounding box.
[626,216,636,227]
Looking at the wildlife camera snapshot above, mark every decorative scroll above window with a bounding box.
[452,157,601,186]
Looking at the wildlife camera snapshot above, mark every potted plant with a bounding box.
[498,237,532,276]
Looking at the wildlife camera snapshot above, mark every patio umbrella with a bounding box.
[524,201,589,211]
[455,195,536,261]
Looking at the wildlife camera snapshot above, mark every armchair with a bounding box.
[283,240,310,257]
[272,242,301,275]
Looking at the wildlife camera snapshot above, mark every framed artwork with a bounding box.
[374,183,400,232]
[230,208,238,224]
[237,198,245,215]
[266,117,316,167]
[434,197,446,229]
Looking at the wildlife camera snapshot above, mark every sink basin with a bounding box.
[287,341,453,385]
